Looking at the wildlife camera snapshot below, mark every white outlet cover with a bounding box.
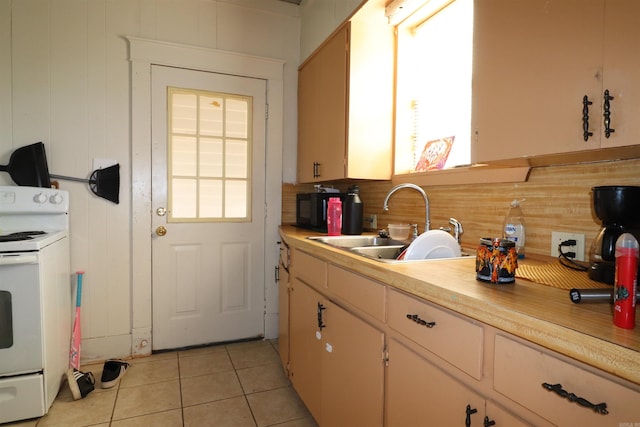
[550,231,586,261]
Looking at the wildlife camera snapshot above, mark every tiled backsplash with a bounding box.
[282,158,640,259]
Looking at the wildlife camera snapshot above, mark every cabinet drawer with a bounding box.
[494,334,640,427]
[387,288,483,380]
[292,249,326,290]
[327,265,385,322]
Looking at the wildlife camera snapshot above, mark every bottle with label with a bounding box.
[613,233,639,329]
[327,197,342,236]
[503,199,526,259]
[342,185,363,235]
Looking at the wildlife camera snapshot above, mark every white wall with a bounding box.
[0,0,299,360]
[298,0,363,63]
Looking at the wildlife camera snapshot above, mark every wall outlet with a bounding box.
[365,214,377,230]
[550,231,586,261]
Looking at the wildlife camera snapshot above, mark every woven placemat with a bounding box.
[516,260,605,290]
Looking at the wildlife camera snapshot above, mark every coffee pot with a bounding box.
[588,186,640,285]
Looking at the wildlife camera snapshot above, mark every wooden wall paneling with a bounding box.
[283,158,640,258]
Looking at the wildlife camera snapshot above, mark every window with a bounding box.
[393,0,473,174]
[168,88,252,221]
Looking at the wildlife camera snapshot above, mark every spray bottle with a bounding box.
[503,199,526,259]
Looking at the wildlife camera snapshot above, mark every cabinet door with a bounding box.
[322,300,385,427]
[485,400,532,427]
[277,262,290,374]
[297,25,348,183]
[601,0,640,149]
[288,277,323,423]
[472,0,604,162]
[386,339,485,426]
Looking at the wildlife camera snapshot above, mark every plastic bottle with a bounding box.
[613,233,639,329]
[503,199,526,259]
[327,197,342,236]
[342,185,363,235]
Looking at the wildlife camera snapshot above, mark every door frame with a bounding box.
[128,37,284,356]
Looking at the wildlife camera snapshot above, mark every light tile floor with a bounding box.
[6,340,318,427]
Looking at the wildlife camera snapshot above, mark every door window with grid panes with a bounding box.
[168,88,252,222]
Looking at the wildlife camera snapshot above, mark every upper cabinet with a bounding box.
[472,0,640,164]
[601,0,640,150]
[297,1,394,183]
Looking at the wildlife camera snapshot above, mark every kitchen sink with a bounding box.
[307,235,470,264]
[307,235,407,248]
[350,245,471,263]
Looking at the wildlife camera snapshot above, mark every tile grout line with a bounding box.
[177,351,186,427]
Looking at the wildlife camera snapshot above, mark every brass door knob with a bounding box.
[156,226,167,236]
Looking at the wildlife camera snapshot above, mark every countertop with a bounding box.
[280,225,640,386]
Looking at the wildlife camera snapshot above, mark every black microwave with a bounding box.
[296,192,345,231]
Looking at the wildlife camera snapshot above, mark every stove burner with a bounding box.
[0,231,46,242]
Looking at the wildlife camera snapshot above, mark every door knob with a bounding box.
[156,226,167,236]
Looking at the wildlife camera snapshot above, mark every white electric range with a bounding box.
[0,186,71,424]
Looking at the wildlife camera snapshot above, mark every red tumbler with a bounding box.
[613,233,639,329]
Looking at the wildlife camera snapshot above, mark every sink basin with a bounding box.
[350,245,471,263]
[307,235,407,248]
[350,245,406,261]
[308,235,470,264]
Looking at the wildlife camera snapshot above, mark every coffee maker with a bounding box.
[589,186,640,285]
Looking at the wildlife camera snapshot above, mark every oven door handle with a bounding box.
[0,254,38,265]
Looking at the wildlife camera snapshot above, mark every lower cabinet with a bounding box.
[289,276,385,426]
[494,334,639,426]
[289,277,323,419]
[282,246,639,426]
[386,338,528,427]
[276,247,290,374]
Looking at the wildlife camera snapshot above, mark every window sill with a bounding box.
[392,164,531,186]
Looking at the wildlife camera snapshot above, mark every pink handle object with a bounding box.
[69,271,85,370]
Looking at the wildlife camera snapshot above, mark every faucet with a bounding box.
[382,183,430,233]
[448,217,463,244]
[439,218,464,244]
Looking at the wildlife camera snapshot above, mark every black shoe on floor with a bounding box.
[100,359,130,389]
[66,368,95,400]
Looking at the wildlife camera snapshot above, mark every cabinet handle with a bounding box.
[603,89,615,138]
[317,302,326,330]
[313,162,320,178]
[483,416,496,427]
[405,313,435,328]
[582,95,593,141]
[465,405,478,426]
[542,382,608,415]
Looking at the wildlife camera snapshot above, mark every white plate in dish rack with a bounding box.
[403,229,461,260]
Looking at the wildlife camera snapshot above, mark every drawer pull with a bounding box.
[542,383,608,415]
[406,313,435,328]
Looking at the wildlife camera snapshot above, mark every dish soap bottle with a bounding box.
[342,185,363,235]
[503,199,526,259]
[327,197,342,236]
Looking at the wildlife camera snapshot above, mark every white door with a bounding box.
[151,65,267,350]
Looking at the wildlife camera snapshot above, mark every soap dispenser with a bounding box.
[503,199,526,259]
